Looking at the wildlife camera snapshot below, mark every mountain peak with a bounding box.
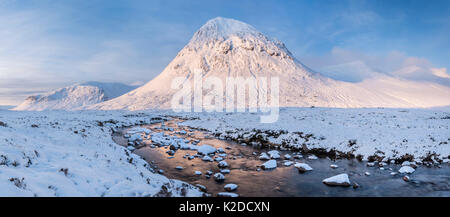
[191,17,261,43]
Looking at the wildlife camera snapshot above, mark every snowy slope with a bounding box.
[0,110,202,196]
[90,17,450,110]
[13,82,138,111]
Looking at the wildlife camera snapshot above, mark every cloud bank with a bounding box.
[302,47,450,86]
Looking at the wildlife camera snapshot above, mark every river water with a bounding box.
[112,119,450,197]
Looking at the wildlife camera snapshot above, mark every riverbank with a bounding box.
[115,118,450,197]
[0,108,448,196]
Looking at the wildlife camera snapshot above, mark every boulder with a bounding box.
[224,184,238,192]
[322,173,351,187]
[261,160,277,170]
[294,163,313,172]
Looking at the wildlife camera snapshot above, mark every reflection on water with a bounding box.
[113,119,450,197]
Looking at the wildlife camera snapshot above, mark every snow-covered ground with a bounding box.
[0,110,202,197]
[179,107,450,163]
[0,107,448,196]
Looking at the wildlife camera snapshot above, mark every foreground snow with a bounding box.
[0,110,202,197]
[0,107,448,196]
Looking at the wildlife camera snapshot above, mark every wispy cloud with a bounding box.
[0,0,449,105]
[0,3,192,105]
[302,47,450,86]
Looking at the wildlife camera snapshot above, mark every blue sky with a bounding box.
[0,0,449,105]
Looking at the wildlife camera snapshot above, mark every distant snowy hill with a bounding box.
[0,105,14,110]
[13,82,138,111]
[88,17,450,110]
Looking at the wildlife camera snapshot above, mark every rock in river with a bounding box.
[218,161,229,168]
[214,173,225,182]
[294,163,313,172]
[224,184,238,192]
[399,166,415,174]
[197,145,216,155]
[261,160,277,170]
[322,173,351,187]
[330,164,339,169]
[217,192,239,197]
[268,150,281,159]
[259,152,270,160]
[202,156,213,162]
[308,155,318,160]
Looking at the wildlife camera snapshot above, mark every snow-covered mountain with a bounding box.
[13,82,138,111]
[89,17,449,110]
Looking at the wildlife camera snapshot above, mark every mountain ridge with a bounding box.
[15,17,450,111]
[89,17,449,110]
[13,82,138,111]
